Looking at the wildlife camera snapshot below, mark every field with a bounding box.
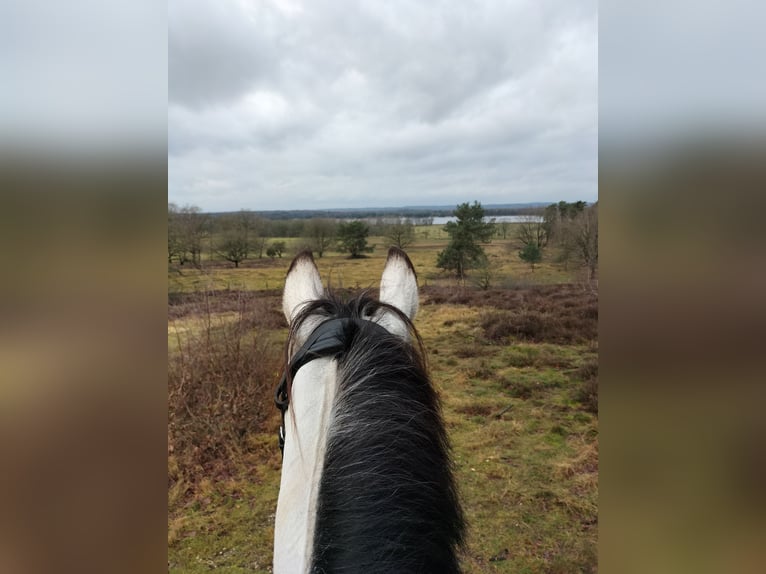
[168,227,598,573]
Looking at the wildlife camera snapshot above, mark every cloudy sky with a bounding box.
[168,0,597,212]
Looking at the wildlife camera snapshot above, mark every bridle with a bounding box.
[274,316,391,456]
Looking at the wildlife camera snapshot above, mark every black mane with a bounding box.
[289,292,465,573]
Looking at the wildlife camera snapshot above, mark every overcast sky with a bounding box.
[168,0,597,212]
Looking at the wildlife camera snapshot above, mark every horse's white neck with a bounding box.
[273,358,337,574]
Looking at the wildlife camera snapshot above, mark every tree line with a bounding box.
[208,205,543,221]
[516,200,598,279]
[435,200,597,285]
[169,200,597,282]
[168,204,418,267]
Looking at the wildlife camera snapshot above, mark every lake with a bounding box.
[431,215,543,224]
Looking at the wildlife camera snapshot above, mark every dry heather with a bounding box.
[425,285,597,344]
[168,292,284,490]
[168,289,283,324]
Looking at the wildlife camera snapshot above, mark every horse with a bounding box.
[273,246,465,573]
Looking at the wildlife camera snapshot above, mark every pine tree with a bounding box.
[436,202,495,278]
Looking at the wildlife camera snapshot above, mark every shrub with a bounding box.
[480,304,596,344]
[481,309,554,342]
[168,293,283,488]
[518,242,542,268]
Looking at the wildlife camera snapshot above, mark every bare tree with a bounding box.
[237,214,270,258]
[303,218,337,257]
[515,217,546,249]
[542,201,586,244]
[574,203,598,281]
[384,218,416,249]
[215,212,253,267]
[168,203,184,263]
[234,210,256,237]
[553,203,598,280]
[553,217,578,271]
[169,204,210,266]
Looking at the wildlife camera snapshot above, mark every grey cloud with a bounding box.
[169,0,288,107]
[169,0,597,211]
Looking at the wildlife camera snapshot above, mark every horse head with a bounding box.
[274,246,464,574]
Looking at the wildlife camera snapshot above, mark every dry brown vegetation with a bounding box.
[168,283,598,491]
[423,284,598,344]
[168,289,283,324]
[168,292,284,492]
[423,283,597,311]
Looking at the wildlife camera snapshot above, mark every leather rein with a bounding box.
[274,316,391,456]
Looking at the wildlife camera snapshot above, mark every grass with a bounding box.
[418,303,598,573]
[168,433,282,573]
[169,225,578,295]
[168,232,598,573]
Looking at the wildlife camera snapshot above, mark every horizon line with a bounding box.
[195,200,578,214]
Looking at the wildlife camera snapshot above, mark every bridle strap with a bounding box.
[274,317,390,456]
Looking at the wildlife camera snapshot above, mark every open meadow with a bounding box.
[168,226,598,573]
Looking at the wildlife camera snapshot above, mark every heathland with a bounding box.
[168,219,598,573]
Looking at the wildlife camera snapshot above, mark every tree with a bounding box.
[218,236,249,268]
[384,218,415,249]
[516,217,547,250]
[303,218,337,258]
[547,202,597,279]
[541,203,560,244]
[168,203,184,263]
[266,241,286,258]
[553,217,578,270]
[215,211,258,267]
[518,242,542,269]
[169,204,210,266]
[543,201,587,244]
[436,201,495,279]
[243,215,270,259]
[574,203,598,281]
[337,221,374,258]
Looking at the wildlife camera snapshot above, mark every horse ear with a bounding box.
[378,247,419,337]
[283,251,324,325]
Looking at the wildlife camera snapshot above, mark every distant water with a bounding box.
[431,215,543,224]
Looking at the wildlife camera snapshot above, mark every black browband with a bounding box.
[274,316,391,456]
